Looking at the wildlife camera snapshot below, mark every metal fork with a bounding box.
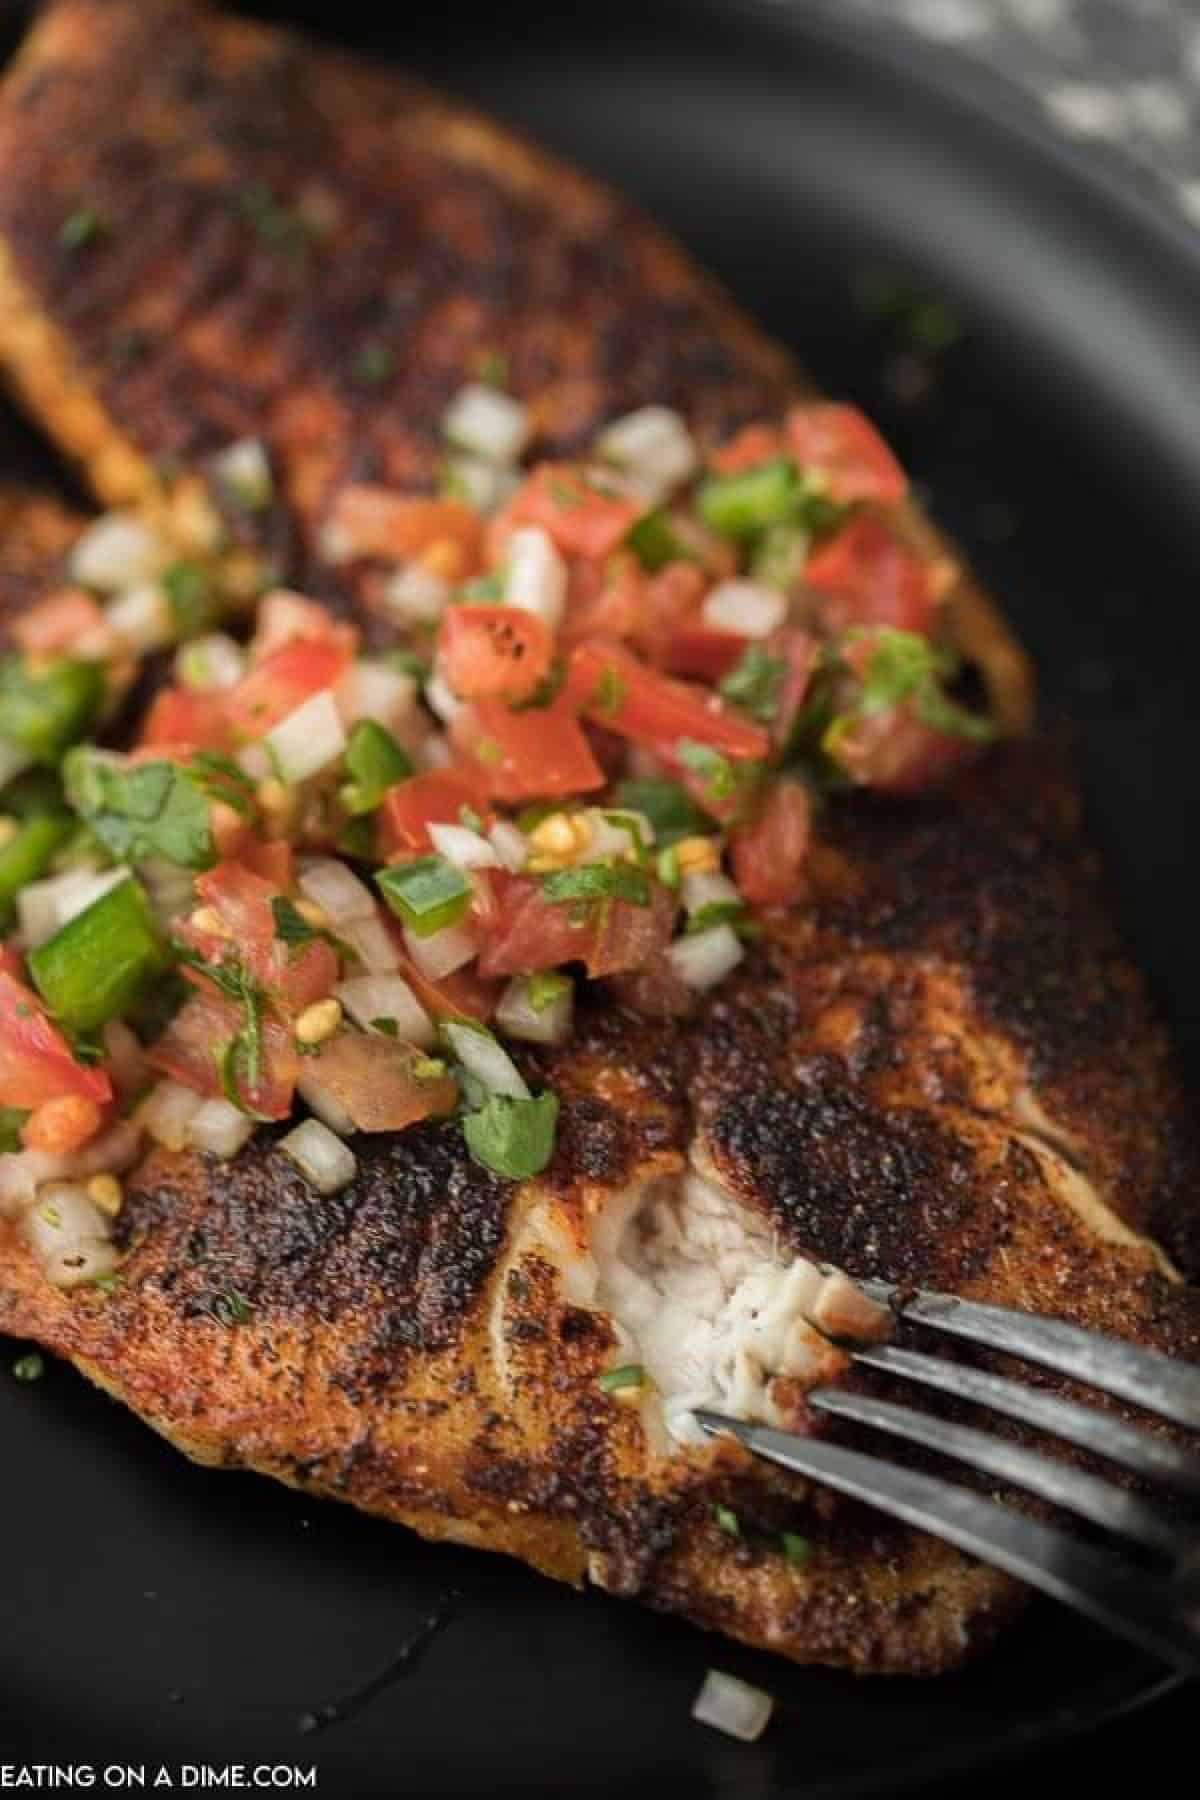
[696,1281,1200,1673]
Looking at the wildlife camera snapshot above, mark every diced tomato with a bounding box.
[377,768,491,859]
[437,605,553,703]
[399,952,499,1025]
[178,861,336,1012]
[239,838,294,889]
[561,552,645,647]
[0,971,112,1109]
[139,687,234,753]
[302,1032,457,1132]
[661,624,748,683]
[12,589,114,661]
[478,874,677,980]
[326,486,483,573]
[251,589,358,663]
[785,404,907,506]
[452,697,605,803]
[21,1094,105,1156]
[804,515,936,636]
[567,639,769,761]
[730,779,812,907]
[147,988,297,1119]
[769,627,820,746]
[491,463,642,561]
[226,636,351,739]
[709,423,784,475]
[828,705,971,793]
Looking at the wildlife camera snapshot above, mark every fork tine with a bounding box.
[694,1411,1200,1674]
[853,1344,1200,1501]
[808,1386,1187,1560]
[857,1282,1200,1431]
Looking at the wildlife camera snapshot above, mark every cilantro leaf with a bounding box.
[718,645,787,724]
[462,1091,559,1180]
[64,750,218,869]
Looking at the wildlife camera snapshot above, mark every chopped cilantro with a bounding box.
[462,1090,559,1180]
[718,645,787,724]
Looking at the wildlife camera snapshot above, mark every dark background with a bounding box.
[0,1,1197,1794]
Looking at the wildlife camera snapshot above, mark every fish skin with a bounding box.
[0,1,1194,1676]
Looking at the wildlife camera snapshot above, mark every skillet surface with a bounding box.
[1,3,1197,1792]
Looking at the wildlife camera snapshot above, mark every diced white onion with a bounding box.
[666,923,744,990]
[443,452,520,515]
[279,1118,357,1194]
[137,1079,204,1153]
[297,857,376,925]
[503,526,566,630]
[0,1121,143,1220]
[104,582,173,653]
[21,1182,116,1291]
[175,632,245,691]
[443,382,530,463]
[596,406,698,499]
[339,910,400,973]
[402,921,477,981]
[680,869,740,917]
[0,738,32,791]
[691,1670,774,1742]
[70,512,167,592]
[212,437,272,510]
[264,689,347,784]
[236,743,273,782]
[335,973,435,1046]
[496,974,574,1047]
[335,659,417,733]
[425,669,465,725]
[417,733,453,771]
[296,1072,356,1138]
[381,562,451,627]
[702,580,787,639]
[586,808,654,860]
[441,1020,529,1098]
[488,819,528,872]
[17,865,131,949]
[428,822,499,870]
[186,1098,256,1160]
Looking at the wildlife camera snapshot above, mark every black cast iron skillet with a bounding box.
[1,2,1197,1793]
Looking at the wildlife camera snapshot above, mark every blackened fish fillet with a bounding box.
[0,0,1195,1678]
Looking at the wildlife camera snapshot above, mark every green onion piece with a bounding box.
[613,777,708,847]
[0,813,73,927]
[0,657,105,763]
[29,877,169,1034]
[163,561,219,638]
[376,855,472,937]
[12,1351,44,1382]
[713,1504,741,1538]
[63,749,218,869]
[341,719,414,815]
[0,1105,30,1152]
[781,1532,812,1566]
[626,508,691,572]
[718,645,787,725]
[686,899,747,935]
[676,739,737,803]
[598,1363,645,1394]
[526,970,571,1014]
[697,457,799,539]
[541,863,650,907]
[462,1090,559,1180]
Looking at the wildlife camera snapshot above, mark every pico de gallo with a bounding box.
[0,388,996,1289]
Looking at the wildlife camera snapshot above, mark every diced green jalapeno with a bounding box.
[29,877,169,1033]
